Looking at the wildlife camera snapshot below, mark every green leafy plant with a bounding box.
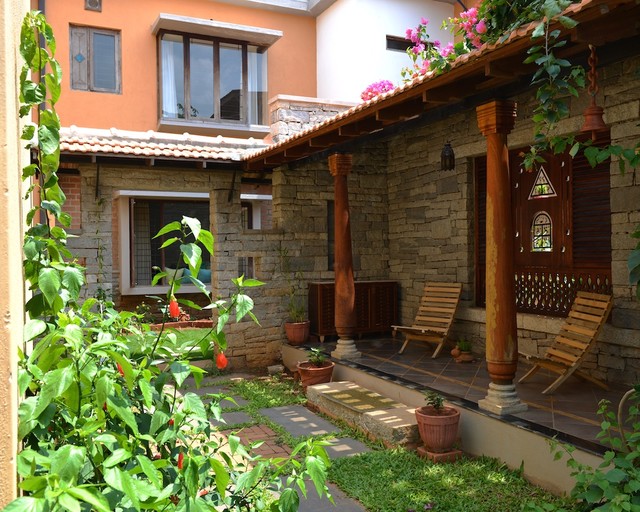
[525,386,640,512]
[457,338,472,352]
[423,391,445,413]
[7,11,332,512]
[307,348,329,367]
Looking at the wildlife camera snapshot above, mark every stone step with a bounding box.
[306,381,420,448]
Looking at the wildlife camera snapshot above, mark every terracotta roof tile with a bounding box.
[60,126,266,162]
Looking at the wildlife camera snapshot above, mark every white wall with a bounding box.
[317,0,455,102]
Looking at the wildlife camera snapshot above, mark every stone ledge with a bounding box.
[306,381,420,448]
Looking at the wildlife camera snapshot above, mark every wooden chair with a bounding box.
[392,282,462,358]
[518,291,613,395]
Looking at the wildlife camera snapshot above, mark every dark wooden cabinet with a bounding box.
[308,281,398,341]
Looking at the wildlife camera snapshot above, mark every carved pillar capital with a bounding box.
[328,153,353,177]
[476,100,517,136]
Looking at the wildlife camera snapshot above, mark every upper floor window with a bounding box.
[153,14,281,137]
[70,25,121,93]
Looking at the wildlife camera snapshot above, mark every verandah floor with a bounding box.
[304,335,631,454]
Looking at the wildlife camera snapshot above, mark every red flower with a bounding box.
[169,297,180,319]
[216,352,228,370]
[177,451,184,470]
[116,363,124,377]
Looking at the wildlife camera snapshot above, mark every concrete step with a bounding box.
[306,381,420,448]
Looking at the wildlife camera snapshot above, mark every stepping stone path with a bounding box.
[190,376,373,511]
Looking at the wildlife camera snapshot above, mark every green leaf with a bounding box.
[104,467,140,509]
[182,392,207,419]
[50,445,86,485]
[57,493,81,512]
[170,360,191,388]
[628,249,640,285]
[584,146,600,168]
[153,221,181,239]
[38,124,59,156]
[24,319,47,342]
[63,323,84,351]
[139,378,154,409]
[181,243,202,273]
[136,455,163,489]
[159,237,179,249]
[62,266,85,300]
[2,497,45,512]
[305,455,328,497]
[34,365,74,418]
[278,488,300,512]
[198,229,214,255]
[38,267,62,306]
[104,448,132,468]
[235,294,255,321]
[66,486,111,512]
[107,394,139,435]
[532,22,546,39]
[183,216,201,241]
[210,458,230,498]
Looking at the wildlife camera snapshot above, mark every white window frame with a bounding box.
[116,190,210,295]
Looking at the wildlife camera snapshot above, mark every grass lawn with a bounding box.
[212,374,576,512]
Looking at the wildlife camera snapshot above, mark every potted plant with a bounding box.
[451,338,474,363]
[414,391,460,453]
[279,247,310,345]
[296,348,335,390]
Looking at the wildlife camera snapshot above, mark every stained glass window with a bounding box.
[531,212,552,252]
[528,166,557,199]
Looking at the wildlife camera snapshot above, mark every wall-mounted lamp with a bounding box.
[441,141,455,171]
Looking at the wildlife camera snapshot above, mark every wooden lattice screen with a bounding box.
[475,145,612,317]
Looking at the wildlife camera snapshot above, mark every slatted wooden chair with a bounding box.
[392,282,462,358]
[518,291,613,395]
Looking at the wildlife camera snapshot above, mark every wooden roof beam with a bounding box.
[338,117,388,136]
[376,96,426,122]
[309,131,352,148]
[485,58,532,79]
[284,141,312,157]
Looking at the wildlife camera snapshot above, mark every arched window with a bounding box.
[531,212,552,252]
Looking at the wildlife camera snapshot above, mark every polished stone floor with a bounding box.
[306,336,631,454]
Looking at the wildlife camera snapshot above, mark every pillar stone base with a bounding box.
[331,337,361,360]
[478,383,528,416]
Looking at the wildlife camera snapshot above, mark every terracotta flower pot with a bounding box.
[415,405,460,453]
[285,320,310,345]
[296,360,334,389]
[455,351,474,363]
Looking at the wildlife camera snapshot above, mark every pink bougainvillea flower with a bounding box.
[475,19,487,34]
[420,17,429,26]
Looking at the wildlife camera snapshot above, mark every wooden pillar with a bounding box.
[328,153,361,360]
[476,100,527,415]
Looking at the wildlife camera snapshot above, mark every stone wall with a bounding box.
[280,53,640,386]
[269,94,356,144]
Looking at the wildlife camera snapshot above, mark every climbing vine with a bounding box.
[6,11,331,512]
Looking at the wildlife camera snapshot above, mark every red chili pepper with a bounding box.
[177,451,184,470]
[116,363,125,377]
[168,418,174,426]
[216,352,228,370]
[169,297,180,318]
[103,402,107,411]
[198,489,208,497]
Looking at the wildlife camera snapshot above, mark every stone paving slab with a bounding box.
[259,405,340,437]
[210,411,253,427]
[297,481,367,512]
[323,437,370,460]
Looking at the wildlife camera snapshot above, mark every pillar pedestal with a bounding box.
[331,338,361,360]
[478,383,528,415]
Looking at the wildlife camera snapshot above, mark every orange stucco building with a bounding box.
[41,0,317,136]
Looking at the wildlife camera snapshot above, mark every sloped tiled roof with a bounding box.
[245,0,638,169]
[60,126,266,163]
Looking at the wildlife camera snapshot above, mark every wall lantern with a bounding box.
[441,141,455,171]
[580,45,608,140]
